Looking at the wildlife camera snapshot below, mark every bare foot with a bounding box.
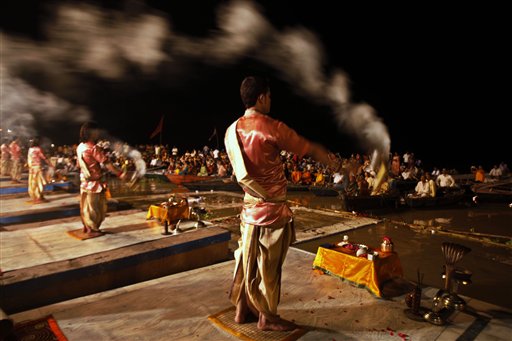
[257,313,297,331]
[234,300,248,324]
[234,299,258,324]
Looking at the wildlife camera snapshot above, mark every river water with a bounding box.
[287,192,512,309]
[109,177,512,309]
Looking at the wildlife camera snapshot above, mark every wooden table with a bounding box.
[313,246,403,297]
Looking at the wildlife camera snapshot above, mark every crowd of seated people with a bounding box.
[2,136,509,199]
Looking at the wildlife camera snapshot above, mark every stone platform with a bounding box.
[9,248,511,340]
[0,192,130,225]
[0,208,230,314]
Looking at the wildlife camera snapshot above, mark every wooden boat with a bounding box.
[184,180,311,193]
[405,188,466,208]
[340,193,400,212]
[309,186,340,197]
[144,170,169,181]
[286,183,310,192]
[470,179,512,203]
[165,173,216,185]
[394,179,417,193]
[184,178,242,192]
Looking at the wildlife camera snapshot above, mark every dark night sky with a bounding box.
[1,0,510,171]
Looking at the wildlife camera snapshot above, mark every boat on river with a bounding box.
[470,178,512,203]
[309,186,340,197]
[286,183,310,192]
[165,173,216,185]
[181,179,311,193]
[405,188,466,208]
[341,193,400,212]
[183,178,242,192]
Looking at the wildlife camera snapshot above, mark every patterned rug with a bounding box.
[12,315,67,341]
[208,307,307,341]
[67,229,104,240]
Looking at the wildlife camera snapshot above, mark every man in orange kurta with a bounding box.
[225,76,340,331]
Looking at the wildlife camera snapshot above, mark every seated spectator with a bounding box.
[431,167,440,177]
[345,174,358,196]
[474,165,485,183]
[489,165,502,179]
[291,165,302,184]
[413,175,430,197]
[314,168,325,186]
[301,168,313,185]
[217,161,227,177]
[365,172,375,191]
[391,152,400,176]
[401,166,417,181]
[197,163,208,176]
[425,172,437,197]
[332,171,343,184]
[357,174,370,196]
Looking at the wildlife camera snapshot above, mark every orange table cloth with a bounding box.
[313,246,403,297]
[146,204,190,225]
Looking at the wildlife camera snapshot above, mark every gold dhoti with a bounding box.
[230,220,294,320]
[28,166,46,200]
[1,159,10,176]
[11,159,22,181]
[80,190,107,231]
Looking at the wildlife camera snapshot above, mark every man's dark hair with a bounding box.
[240,76,269,108]
[30,137,40,147]
[80,121,99,143]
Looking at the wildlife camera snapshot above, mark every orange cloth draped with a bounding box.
[146,204,190,225]
[313,246,403,297]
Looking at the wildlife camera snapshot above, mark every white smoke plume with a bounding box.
[1,65,91,139]
[171,0,390,164]
[2,0,390,169]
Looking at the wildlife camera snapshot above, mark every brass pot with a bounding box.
[381,241,394,252]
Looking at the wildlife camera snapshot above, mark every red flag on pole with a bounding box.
[150,115,164,139]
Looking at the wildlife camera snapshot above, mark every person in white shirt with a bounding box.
[436,168,455,188]
[332,171,343,185]
[489,165,502,179]
[403,151,410,166]
[365,171,375,191]
[414,175,430,197]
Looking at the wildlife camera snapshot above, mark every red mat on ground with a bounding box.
[13,315,68,341]
[67,229,104,240]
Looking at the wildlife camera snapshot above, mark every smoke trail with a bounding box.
[2,0,390,169]
[1,3,169,170]
[1,65,91,140]
[171,0,391,164]
[110,140,147,179]
[1,2,170,140]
